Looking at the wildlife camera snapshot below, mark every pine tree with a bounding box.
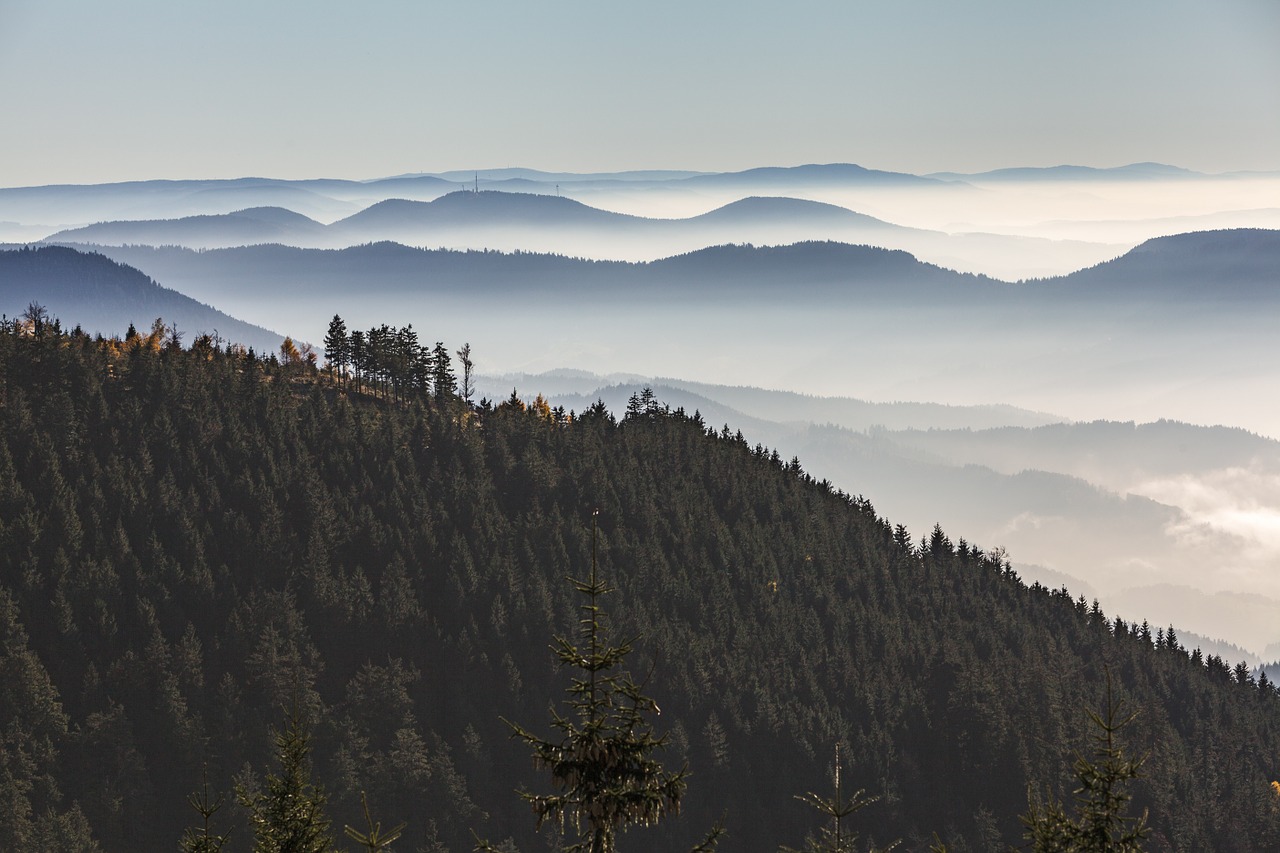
[501,512,690,853]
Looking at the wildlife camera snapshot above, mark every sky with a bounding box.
[1,0,1278,186]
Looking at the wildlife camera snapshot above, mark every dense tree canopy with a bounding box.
[0,316,1279,851]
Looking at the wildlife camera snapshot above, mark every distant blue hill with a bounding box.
[0,245,286,351]
[363,175,459,191]
[647,241,1003,297]
[334,191,902,234]
[49,207,327,247]
[333,191,642,234]
[1039,228,1280,299]
[421,168,712,183]
[681,162,943,188]
[929,162,1201,182]
[687,196,897,228]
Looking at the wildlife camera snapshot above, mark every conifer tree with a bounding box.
[457,342,475,404]
[501,512,690,853]
[323,315,349,385]
[349,330,367,392]
[343,792,405,852]
[237,704,334,853]
[782,745,898,853]
[431,342,455,400]
[179,773,231,853]
[1022,672,1149,852]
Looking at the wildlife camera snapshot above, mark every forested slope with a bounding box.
[1,321,1279,851]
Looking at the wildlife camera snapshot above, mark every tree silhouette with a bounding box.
[237,704,333,853]
[1023,671,1149,852]
[343,792,405,853]
[502,511,689,853]
[457,342,476,404]
[323,315,349,385]
[782,745,898,853]
[179,772,231,853]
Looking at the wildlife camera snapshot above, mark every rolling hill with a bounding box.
[1039,228,1280,299]
[0,245,286,351]
[48,206,328,250]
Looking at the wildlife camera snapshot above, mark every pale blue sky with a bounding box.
[1,0,1277,185]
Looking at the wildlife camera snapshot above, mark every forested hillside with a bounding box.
[2,318,1279,851]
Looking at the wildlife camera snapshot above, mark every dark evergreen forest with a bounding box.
[1,314,1279,852]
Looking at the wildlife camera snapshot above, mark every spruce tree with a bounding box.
[343,792,405,852]
[502,512,689,853]
[431,342,455,400]
[179,773,231,853]
[1022,672,1149,852]
[322,315,349,385]
[782,745,898,853]
[237,704,333,853]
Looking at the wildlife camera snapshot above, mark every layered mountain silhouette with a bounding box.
[8,165,942,228]
[62,227,1279,307]
[35,188,1124,277]
[44,191,916,255]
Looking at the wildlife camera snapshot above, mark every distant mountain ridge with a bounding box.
[50,227,1280,311]
[59,238,1011,310]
